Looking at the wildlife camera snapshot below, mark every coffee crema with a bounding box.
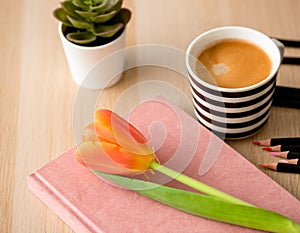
[197,39,271,88]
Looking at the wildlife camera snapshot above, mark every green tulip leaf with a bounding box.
[67,15,93,29]
[66,31,96,44]
[93,23,123,37]
[95,171,300,233]
[149,161,251,206]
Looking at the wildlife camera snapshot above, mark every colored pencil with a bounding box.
[253,137,300,146]
[259,162,300,174]
[262,144,300,152]
[278,159,300,165]
[282,57,300,65]
[274,38,300,48]
[269,151,300,159]
[273,86,300,109]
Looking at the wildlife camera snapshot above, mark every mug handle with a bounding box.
[271,38,285,60]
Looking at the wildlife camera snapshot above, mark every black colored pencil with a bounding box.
[277,159,300,166]
[253,137,300,146]
[272,38,300,65]
[271,137,300,146]
[259,162,300,174]
[263,144,300,152]
[277,163,300,173]
[282,57,300,65]
[273,86,300,109]
[274,38,300,48]
[270,151,300,159]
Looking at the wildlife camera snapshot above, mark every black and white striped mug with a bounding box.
[186,26,284,139]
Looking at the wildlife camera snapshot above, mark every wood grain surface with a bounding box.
[1,0,299,232]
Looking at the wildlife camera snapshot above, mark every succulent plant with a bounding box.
[53,0,131,45]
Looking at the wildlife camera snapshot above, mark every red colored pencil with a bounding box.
[262,144,300,152]
[253,137,300,146]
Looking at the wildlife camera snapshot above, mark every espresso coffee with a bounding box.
[197,39,271,88]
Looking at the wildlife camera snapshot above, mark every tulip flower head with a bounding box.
[76,109,157,176]
[75,109,251,205]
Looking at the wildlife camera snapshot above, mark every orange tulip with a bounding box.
[75,109,156,175]
[75,109,251,207]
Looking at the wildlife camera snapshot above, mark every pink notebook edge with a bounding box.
[28,150,100,233]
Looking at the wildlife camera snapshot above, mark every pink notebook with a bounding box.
[28,99,300,233]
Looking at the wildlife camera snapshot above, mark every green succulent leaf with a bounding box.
[95,171,300,233]
[90,0,108,13]
[61,1,81,18]
[75,10,98,19]
[93,23,123,37]
[54,0,131,42]
[109,8,131,26]
[72,0,90,10]
[67,15,93,29]
[53,8,73,27]
[102,0,122,13]
[66,31,96,44]
[92,10,119,23]
[92,0,105,5]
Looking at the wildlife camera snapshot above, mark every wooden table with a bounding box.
[1,0,300,232]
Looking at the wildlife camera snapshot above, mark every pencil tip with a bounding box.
[270,152,280,157]
[263,147,272,151]
[278,159,288,164]
[258,163,268,167]
[252,141,261,145]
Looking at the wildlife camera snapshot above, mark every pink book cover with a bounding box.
[28,99,300,233]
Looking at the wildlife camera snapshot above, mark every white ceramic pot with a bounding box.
[58,22,126,90]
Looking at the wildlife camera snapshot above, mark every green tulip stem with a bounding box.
[150,161,253,207]
[95,171,300,233]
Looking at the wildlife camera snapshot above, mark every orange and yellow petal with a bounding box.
[94,109,153,155]
[75,141,153,176]
[94,110,117,144]
[100,142,154,170]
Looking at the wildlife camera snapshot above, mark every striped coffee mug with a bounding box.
[186,26,284,139]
